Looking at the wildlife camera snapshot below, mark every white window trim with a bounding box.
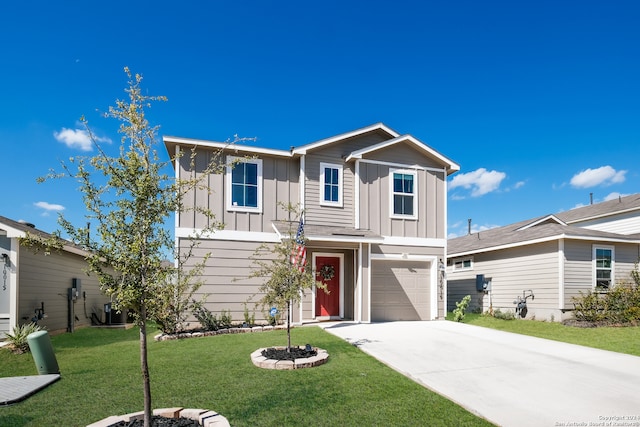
[452,256,473,272]
[226,156,263,213]
[319,162,343,207]
[389,168,418,220]
[592,244,615,291]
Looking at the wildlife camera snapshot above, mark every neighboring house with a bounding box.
[447,194,640,321]
[164,123,459,323]
[0,216,111,338]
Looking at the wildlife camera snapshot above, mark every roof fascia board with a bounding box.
[0,223,26,239]
[292,123,399,155]
[449,233,640,258]
[163,136,292,158]
[345,134,460,173]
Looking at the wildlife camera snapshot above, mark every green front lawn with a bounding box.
[447,313,640,356]
[0,326,493,426]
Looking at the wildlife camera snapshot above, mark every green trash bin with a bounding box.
[27,330,60,375]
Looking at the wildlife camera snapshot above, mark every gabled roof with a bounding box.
[0,216,51,239]
[164,123,459,176]
[449,193,640,257]
[291,123,399,155]
[448,215,640,257]
[515,214,566,231]
[344,134,460,175]
[0,215,89,257]
[555,194,640,224]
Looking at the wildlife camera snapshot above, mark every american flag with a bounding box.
[290,216,307,272]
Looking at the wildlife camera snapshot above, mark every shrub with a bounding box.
[492,309,516,320]
[453,295,471,322]
[192,301,220,331]
[243,303,256,326]
[219,309,233,328]
[5,322,43,354]
[192,301,234,331]
[572,282,640,324]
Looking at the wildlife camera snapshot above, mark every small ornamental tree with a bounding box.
[248,203,326,350]
[25,68,240,427]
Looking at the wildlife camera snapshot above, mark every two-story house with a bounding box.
[164,123,459,324]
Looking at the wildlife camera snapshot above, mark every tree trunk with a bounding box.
[286,299,291,351]
[140,302,152,427]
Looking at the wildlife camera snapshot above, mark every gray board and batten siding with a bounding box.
[178,146,300,232]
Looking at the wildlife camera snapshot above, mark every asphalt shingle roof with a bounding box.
[448,194,640,256]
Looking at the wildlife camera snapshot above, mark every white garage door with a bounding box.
[371,260,431,321]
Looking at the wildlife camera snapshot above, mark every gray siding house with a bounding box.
[164,123,459,323]
[447,194,640,321]
[0,216,111,338]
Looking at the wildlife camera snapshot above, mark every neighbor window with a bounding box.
[319,162,343,207]
[593,246,614,291]
[453,257,473,272]
[390,168,417,218]
[226,156,262,212]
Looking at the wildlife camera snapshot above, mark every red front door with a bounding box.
[315,256,340,317]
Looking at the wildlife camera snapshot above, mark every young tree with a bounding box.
[248,203,326,350]
[31,68,231,427]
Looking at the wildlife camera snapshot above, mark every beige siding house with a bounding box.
[0,216,111,338]
[164,123,459,324]
[447,194,640,321]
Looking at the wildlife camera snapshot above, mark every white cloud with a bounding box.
[34,201,65,215]
[570,166,626,189]
[449,168,506,197]
[53,127,111,151]
[603,192,628,201]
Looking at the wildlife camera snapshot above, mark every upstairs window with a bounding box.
[452,257,473,272]
[227,157,262,212]
[320,162,343,207]
[593,246,614,291]
[390,169,417,218]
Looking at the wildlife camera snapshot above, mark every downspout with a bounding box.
[442,167,448,318]
[558,239,565,312]
[300,155,305,322]
[9,239,19,332]
[357,242,363,322]
[174,144,181,269]
[367,243,372,323]
[299,155,306,212]
[355,160,360,229]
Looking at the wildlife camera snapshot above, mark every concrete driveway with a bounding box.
[319,321,640,427]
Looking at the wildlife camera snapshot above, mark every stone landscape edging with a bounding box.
[154,324,289,341]
[251,346,329,370]
[86,407,230,427]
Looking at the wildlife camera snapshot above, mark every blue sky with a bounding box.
[1,1,638,239]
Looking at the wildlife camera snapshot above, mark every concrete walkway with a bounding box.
[319,321,640,427]
[0,374,60,406]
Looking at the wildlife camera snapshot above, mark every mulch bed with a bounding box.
[262,346,317,361]
[109,416,199,426]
